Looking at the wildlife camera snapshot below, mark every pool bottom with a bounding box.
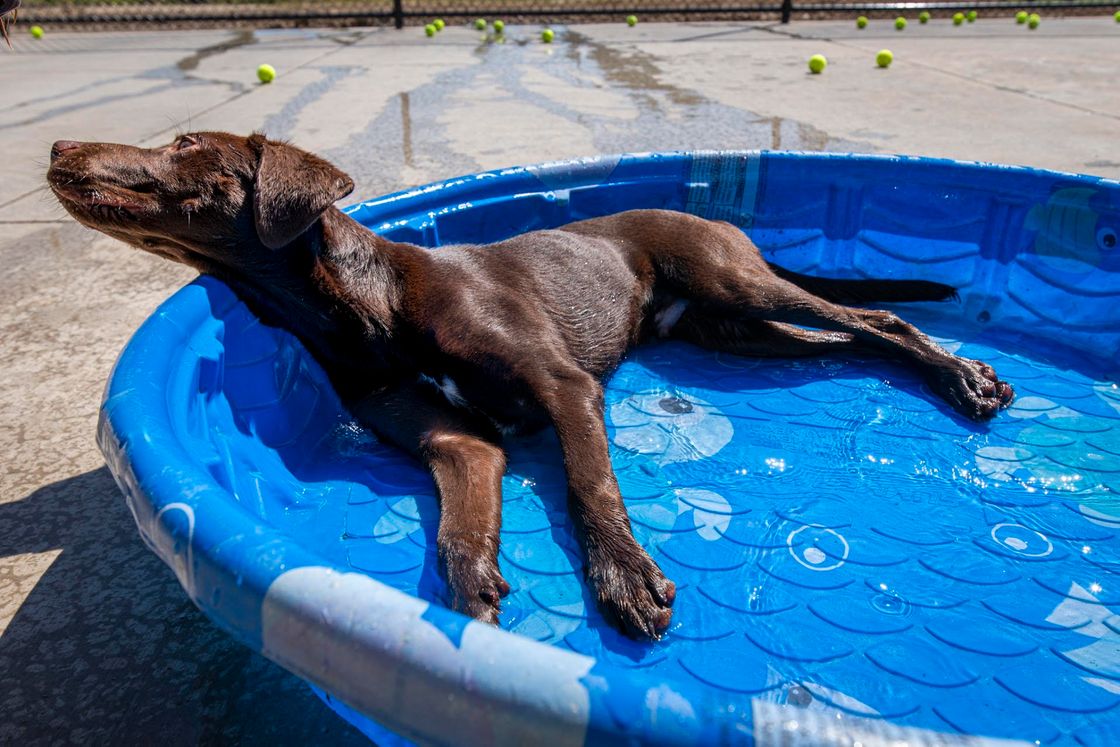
[217,305,1120,746]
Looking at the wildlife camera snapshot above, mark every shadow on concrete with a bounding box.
[0,466,370,746]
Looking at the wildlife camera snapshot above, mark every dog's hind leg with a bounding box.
[705,277,1012,419]
[776,297,1012,419]
[668,310,861,358]
[662,223,1013,419]
[351,385,510,624]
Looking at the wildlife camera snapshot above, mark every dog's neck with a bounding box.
[221,207,421,398]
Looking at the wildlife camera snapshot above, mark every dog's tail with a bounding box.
[769,264,958,305]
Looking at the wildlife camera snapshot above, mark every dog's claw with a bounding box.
[587,541,675,640]
[442,539,510,626]
[652,576,677,607]
[973,360,998,382]
[478,576,510,606]
[929,358,1015,421]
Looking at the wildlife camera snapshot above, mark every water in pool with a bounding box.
[212,291,1119,744]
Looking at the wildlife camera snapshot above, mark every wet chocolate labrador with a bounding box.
[48,132,1013,639]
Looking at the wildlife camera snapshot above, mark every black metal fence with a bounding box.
[18,0,1120,30]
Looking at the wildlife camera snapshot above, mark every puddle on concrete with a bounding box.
[261,66,361,140]
[328,25,869,197]
[176,28,362,74]
[400,91,414,167]
[256,27,364,45]
[3,33,257,130]
[565,29,703,109]
[177,30,256,72]
[765,116,836,150]
[558,28,862,153]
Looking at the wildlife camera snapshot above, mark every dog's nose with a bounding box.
[50,140,82,162]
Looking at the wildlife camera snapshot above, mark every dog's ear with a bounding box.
[251,136,354,250]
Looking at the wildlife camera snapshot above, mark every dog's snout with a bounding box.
[50,140,82,162]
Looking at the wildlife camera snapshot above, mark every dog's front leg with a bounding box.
[422,428,510,623]
[536,368,676,639]
[351,386,510,624]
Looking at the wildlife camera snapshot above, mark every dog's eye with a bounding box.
[174,135,199,152]
[142,238,159,248]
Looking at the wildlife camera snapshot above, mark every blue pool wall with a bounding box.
[97,151,1120,745]
[351,151,1120,361]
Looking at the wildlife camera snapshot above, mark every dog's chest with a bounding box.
[417,369,545,434]
[418,373,469,408]
[652,298,689,337]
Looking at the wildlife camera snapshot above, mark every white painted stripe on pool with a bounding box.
[261,566,594,747]
[752,700,1030,747]
[740,151,762,228]
[153,502,196,595]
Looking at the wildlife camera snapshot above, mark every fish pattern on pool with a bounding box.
[205,287,1120,745]
[113,152,1120,745]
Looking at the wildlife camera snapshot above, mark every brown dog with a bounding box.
[48,132,1013,639]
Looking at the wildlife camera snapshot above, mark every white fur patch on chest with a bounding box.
[654,298,690,337]
[418,373,469,408]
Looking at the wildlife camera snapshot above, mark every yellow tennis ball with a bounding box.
[895,17,907,30]
[474,18,486,30]
[808,54,827,74]
[856,16,868,28]
[919,11,931,22]
[967,10,978,22]
[876,49,893,68]
[627,15,638,26]
[541,28,554,43]
[433,19,445,31]
[493,20,505,33]
[953,12,964,24]
[256,64,276,83]
[1016,11,1028,23]
[424,24,436,37]
[1028,13,1040,28]
[30,25,44,39]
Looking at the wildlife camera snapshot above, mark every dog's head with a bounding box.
[47,131,354,271]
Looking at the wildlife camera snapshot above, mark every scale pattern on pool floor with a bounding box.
[212,286,1120,745]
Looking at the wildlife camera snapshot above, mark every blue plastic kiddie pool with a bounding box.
[99,151,1120,746]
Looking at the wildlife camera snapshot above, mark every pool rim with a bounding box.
[98,150,1117,746]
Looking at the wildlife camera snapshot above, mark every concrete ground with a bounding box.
[1,16,1118,744]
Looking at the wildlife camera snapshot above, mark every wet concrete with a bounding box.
[1,17,1119,744]
[177,30,256,72]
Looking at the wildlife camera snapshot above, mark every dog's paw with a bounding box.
[928,358,1014,421]
[441,537,511,625]
[587,541,676,640]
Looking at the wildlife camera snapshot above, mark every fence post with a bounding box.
[393,0,404,29]
[780,0,793,23]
